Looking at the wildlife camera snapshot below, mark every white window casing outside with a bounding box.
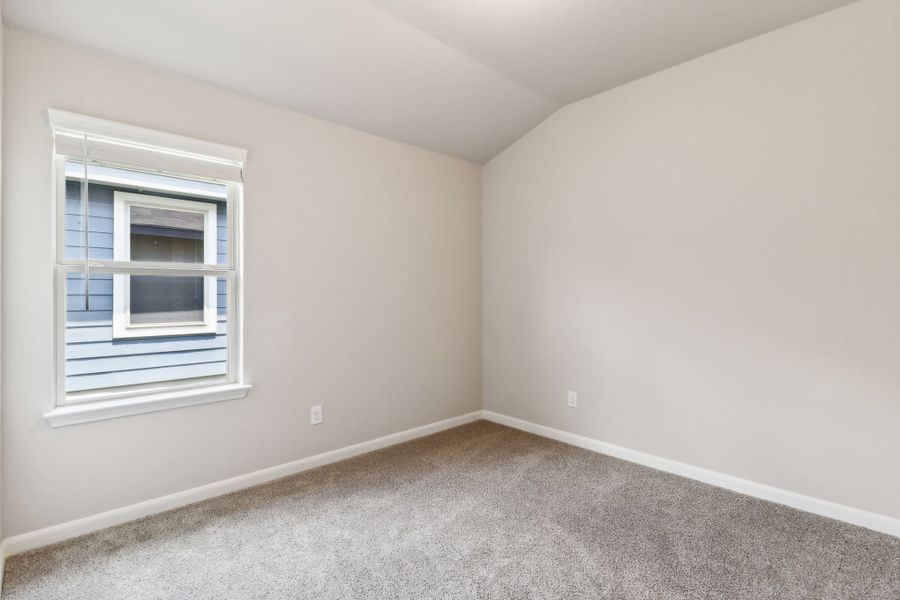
[112,192,219,339]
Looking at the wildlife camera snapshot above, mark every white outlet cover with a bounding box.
[310,405,323,425]
[567,391,577,408]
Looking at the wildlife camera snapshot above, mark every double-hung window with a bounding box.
[47,110,251,426]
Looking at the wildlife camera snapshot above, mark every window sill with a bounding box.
[44,383,252,427]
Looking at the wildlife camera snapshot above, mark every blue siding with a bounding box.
[65,179,229,393]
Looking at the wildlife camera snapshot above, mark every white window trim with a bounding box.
[112,191,219,339]
[44,383,252,427]
[47,109,250,427]
[47,108,247,166]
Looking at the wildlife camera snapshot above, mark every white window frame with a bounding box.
[112,191,219,339]
[45,109,251,427]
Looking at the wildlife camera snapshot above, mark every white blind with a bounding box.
[49,109,246,183]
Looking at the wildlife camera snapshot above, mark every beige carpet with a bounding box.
[4,420,899,599]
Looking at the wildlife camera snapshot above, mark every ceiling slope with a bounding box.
[366,0,859,104]
[1,0,558,163]
[2,0,858,162]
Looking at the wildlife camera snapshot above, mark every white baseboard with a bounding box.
[0,410,482,562]
[482,410,900,538]
[2,407,895,592]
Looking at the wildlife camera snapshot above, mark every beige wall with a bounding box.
[3,0,898,539]
[0,15,4,545]
[1,28,481,536]
[483,0,900,520]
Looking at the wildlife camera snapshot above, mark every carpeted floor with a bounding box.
[4,421,899,599]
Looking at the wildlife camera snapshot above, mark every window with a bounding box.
[47,110,250,426]
[112,192,219,338]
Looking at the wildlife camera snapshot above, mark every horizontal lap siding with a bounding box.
[65,181,229,392]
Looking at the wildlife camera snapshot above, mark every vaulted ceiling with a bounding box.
[3,0,856,163]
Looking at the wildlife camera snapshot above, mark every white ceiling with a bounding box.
[3,0,856,163]
[366,0,858,104]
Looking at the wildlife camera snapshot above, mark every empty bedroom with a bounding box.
[0,0,898,598]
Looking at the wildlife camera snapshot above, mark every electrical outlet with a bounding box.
[310,405,323,425]
[567,391,577,408]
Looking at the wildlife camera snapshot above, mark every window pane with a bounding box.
[130,275,205,325]
[64,160,228,265]
[130,206,205,263]
[65,273,228,396]
[131,232,204,262]
[64,160,104,261]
